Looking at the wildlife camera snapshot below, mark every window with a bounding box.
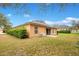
[34,26,38,34]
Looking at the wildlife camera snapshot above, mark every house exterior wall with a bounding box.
[71,30,79,33]
[51,28,57,35]
[25,24,57,38]
[26,24,46,37]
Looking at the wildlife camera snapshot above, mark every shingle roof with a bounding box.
[14,20,57,29]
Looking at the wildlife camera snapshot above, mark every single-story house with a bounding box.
[54,25,70,31]
[15,21,57,38]
[71,26,79,33]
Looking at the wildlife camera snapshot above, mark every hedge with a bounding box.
[57,30,71,33]
[7,29,28,39]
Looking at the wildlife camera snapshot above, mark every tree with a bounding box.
[70,20,79,32]
[0,13,12,32]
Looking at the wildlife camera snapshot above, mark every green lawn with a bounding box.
[0,33,79,56]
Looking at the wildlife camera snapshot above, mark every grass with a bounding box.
[0,33,79,56]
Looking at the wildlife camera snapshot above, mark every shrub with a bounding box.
[57,30,71,33]
[7,29,28,39]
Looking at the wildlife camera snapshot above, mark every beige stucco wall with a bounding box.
[51,28,57,35]
[25,24,57,38]
[27,24,46,37]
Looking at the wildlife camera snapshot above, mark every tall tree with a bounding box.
[71,20,79,31]
[0,13,12,32]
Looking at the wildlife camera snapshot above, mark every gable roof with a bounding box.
[14,20,57,29]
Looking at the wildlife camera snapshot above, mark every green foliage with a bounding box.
[0,13,12,32]
[57,30,71,33]
[7,29,28,39]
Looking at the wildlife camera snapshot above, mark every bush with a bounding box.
[57,30,71,33]
[7,29,28,39]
